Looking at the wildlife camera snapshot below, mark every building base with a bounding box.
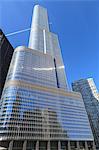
[0,140,96,150]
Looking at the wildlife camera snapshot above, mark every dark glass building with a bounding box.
[0,5,96,150]
[0,29,14,98]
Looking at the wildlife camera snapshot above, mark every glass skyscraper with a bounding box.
[0,5,96,150]
[72,78,99,150]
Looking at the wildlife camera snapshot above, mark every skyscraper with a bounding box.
[28,5,68,90]
[0,5,96,150]
[0,29,14,98]
[72,78,99,150]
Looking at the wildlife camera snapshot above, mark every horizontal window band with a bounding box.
[4,80,82,100]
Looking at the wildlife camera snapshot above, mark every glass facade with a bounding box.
[0,4,95,150]
[29,5,67,90]
[72,78,99,150]
[0,47,93,142]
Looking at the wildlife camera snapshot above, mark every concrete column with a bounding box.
[47,141,50,150]
[58,141,61,150]
[85,141,88,150]
[68,141,71,150]
[36,140,39,150]
[8,140,13,150]
[22,140,27,150]
[77,141,80,150]
[92,141,96,150]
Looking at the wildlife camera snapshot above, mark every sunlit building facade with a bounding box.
[0,5,96,150]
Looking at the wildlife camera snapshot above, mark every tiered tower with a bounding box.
[0,5,95,150]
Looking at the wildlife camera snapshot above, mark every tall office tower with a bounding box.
[72,78,99,150]
[0,29,14,98]
[28,5,67,90]
[0,5,96,150]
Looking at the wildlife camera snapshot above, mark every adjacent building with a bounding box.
[0,29,14,98]
[72,78,99,150]
[0,5,96,150]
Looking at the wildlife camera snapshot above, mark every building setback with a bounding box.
[0,29,14,98]
[72,78,99,150]
[0,5,96,150]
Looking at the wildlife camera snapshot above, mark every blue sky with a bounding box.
[1,0,99,89]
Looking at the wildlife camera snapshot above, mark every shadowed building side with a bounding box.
[0,29,14,98]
